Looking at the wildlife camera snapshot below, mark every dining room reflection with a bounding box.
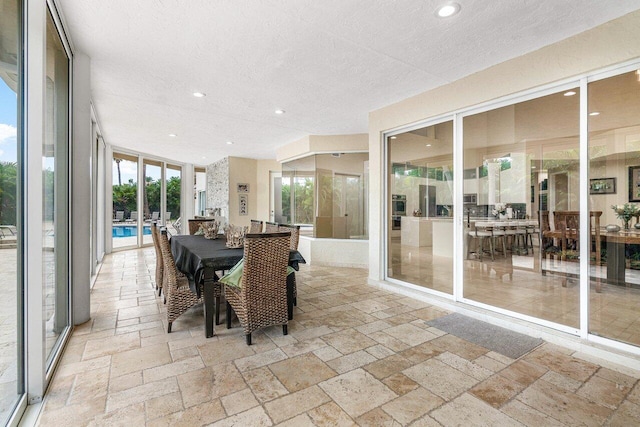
[387,121,454,295]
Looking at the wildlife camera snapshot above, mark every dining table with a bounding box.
[170,234,305,338]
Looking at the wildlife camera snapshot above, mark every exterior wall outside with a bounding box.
[368,10,640,282]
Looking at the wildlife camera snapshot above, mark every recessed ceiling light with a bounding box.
[193,92,206,98]
[426,144,432,147]
[275,109,285,115]
[532,166,536,169]
[435,2,461,18]
[226,141,234,145]
[589,111,600,116]
[564,91,576,96]
[168,133,177,137]
[390,136,397,140]
[201,156,206,159]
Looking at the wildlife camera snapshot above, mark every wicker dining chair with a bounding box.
[150,222,164,298]
[250,219,263,234]
[264,221,279,232]
[225,232,291,345]
[278,224,301,306]
[158,228,204,332]
[188,218,209,235]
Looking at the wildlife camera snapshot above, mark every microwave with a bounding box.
[463,193,477,204]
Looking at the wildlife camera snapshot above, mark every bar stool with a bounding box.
[467,223,494,261]
[491,222,508,258]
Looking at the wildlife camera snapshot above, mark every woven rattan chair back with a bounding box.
[225,232,291,345]
[277,224,300,251]
[158,228,203,332]
[249,219,263,234]
[264,221,279,233]
[188,218,209,235]
[150,222,164,297]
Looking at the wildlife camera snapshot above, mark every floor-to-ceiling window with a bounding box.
[0,0,23,421]
[143,159,161,245]
[44,8,70,364]
[166,163,181,234]
[462,88,581,328]
[112,153,138,249]
[387,121,454,294]
[589,69,640,346]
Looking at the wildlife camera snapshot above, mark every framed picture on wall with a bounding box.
[630,167,640,202]
[237,183,249,193]
[589,177,616,195]
[239,194,248,215]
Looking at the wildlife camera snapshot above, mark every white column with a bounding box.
[71,52,91,325]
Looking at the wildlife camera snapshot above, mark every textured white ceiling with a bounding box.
[57,0,640,165]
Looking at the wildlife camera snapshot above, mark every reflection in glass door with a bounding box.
[462,88,581,328]
[0,0,23,421]
[588,69,640,346]
[387,121,454,294]
[44,9,70,364]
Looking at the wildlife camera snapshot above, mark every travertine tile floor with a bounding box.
[36,248,640,426]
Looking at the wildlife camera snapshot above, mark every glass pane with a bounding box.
[282,156,315,232]
[166,164,181,235]
[387,121,454,294]
[316,153,369,239]
[0,0,23,420]
[463,88,580,327]
[588,70,640,345]
[112,154,137,249]
[143,160,160,245]
[44,10,70,363]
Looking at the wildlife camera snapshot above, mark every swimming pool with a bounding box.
[112,225,152,238]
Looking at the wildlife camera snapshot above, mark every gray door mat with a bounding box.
[426,313,543,359]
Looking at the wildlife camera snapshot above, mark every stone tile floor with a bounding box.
[36,247,640,426]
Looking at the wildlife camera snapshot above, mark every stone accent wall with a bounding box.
[206,157,229,220]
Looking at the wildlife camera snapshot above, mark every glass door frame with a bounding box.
[382,113,457,301]
[381,59,640,358]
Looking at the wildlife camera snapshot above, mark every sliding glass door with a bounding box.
[0,0,24,421]
[44,7,70,369]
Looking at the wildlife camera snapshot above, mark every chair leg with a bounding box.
[158,287,162,297]
[246,333,252,346]
[283,325,288,336]
[167,322,172,333]
[215,296,221,325]
[226,301,232,329]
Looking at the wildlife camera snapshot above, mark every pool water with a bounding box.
[112,225,152,238]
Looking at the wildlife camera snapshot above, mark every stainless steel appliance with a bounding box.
[391,194,406,230]
[463,193,477,204]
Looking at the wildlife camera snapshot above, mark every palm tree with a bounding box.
[115,158,122,186]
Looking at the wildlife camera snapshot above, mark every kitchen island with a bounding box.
[401,216,453,257]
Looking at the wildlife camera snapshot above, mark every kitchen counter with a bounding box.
[401,217,453,257]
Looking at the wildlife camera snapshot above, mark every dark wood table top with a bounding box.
[170,234,305,295]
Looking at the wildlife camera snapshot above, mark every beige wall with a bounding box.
[256,159,281,223]
[212,157,280,228]
[369,11,640,280]
[228,157,257,227]
[277,134,368,162]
